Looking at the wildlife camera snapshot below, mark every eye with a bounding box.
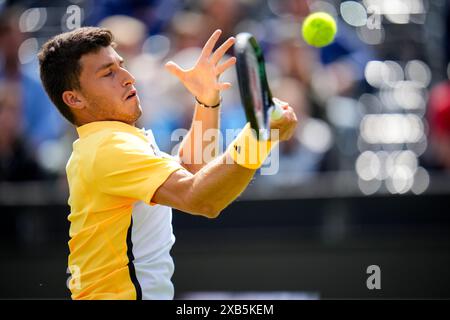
[103,70,113,77]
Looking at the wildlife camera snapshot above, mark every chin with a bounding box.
[122,101,142,124]
[134,102,143,119]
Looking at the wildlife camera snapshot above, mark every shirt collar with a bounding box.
[76,121,142,138]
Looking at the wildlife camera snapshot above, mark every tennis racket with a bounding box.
[235,32,284,141]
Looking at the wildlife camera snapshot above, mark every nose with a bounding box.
[121,68,136,87]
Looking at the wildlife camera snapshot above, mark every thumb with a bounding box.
[165,61,185,79]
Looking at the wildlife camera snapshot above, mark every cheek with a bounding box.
[87,82,121,103]
[81,79,127,115]
[84,90,115,116]
[99,80,120,96]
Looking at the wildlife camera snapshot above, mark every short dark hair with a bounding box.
[38,27,114,125]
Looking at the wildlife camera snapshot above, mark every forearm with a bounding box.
[186,121,278,216]
[178,100,220,173]
[188,151,256,216]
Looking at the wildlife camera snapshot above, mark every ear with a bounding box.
[62,90,85,110]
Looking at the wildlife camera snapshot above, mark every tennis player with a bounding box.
[38,27,297,300]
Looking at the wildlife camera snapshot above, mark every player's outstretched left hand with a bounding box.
[165,29,236,107]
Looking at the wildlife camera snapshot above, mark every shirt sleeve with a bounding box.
[92,131,183,204]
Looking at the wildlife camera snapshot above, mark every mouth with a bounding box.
[125,89,137,100]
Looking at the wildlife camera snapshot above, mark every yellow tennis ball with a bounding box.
[302,12,337,48]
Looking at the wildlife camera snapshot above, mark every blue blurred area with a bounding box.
[320,21,373,81]
[85,0,182,35]
[20,73,66,146]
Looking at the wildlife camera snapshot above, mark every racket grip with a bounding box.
[270,98,285,121]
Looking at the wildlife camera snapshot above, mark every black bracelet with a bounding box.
[195,96,221,108]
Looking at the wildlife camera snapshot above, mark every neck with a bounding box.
[76,119,136,127]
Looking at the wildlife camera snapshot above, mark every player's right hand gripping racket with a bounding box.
[235,32,284,141]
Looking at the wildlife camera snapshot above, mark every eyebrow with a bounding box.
[96,58,124,73]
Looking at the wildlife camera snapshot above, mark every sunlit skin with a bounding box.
[62,46,142,126]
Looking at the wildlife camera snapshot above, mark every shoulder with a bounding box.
[76,129,151,177]
[93,130,155,167]
[96,129,150,154]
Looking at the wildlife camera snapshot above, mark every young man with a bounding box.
[38,27,297,300]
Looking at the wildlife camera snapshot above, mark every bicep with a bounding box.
[151,168,197,213]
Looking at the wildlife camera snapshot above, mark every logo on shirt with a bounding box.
[142,128,163,157]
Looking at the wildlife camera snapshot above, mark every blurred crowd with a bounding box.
[0,0,449,195]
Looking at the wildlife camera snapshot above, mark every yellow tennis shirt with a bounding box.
[66,121,183,300]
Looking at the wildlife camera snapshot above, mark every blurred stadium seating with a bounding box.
[0,0,449,299]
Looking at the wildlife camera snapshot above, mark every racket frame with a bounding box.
[235,32,275,140]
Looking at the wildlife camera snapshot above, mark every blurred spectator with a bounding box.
[0,7,64,149]
[100,14,147,60]
[260,77,331,185]
[170,11,209,51]
[0,82,49,181]
[85,0,181,35]
[428,77,450,171]
[426,1,450,172]
[199,0,247,43]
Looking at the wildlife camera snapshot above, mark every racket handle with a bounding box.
[270,98,285,121]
